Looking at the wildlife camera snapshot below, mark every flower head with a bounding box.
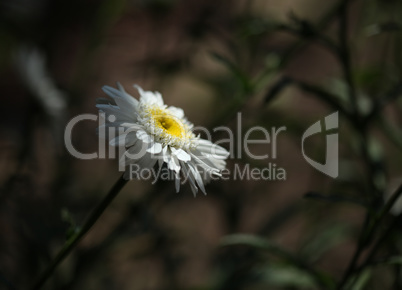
[96,83,229,195]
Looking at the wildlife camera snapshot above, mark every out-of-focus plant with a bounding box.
[2,0,402,289]
[218,0,402,289]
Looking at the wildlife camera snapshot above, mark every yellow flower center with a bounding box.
[155,115,183,137]
[149,108,184,137]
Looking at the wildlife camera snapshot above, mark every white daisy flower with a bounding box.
[96,83,230,195]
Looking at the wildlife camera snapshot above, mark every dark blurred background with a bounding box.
[1,0,402,289]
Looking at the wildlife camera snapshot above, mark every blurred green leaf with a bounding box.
[355,67,383,88]
[384,256,402,265]
[220,234,284,254]
[327,78,357,113]
[238,16,272,38]
[210,52,252,93]
[365,256,402,268]
[220,234,336,289]
[304,192,369,208]
[61,208,79,241]
[293,79,350,117]
[253,54,281,92]
[365,22,401,36]
[346,269,372,290]
[61,208,75,225]
[220,234,303,269]
[260,263,318,289]
[379,116,402,151]
[300,223,351,263]
[264,76,292,104]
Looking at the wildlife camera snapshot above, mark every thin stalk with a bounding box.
[338,184,402,289]
[335,2,380,289]
[357,217,399,273]
[338,0,358,116]
[337,212,370,290]
[31,174,128,290]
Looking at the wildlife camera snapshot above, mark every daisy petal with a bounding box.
[136,130,153,143]
[171,147,191,162]
[167,154,181,173]
[147,142,162,154]
[196,139,230,158]
[134,85,164,106]
[96,104,133,122]
[168,106,184,118]
[180,161,198,196]
[102,85,138,115]
[188,162,206,195]
[175,173,181,193]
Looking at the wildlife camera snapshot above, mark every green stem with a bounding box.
[356,217,399,273]
[338,0,358,116]
[31,174,128,290]
[337,212,370,290]
[338,184,402,289]
[335,2,379,289]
